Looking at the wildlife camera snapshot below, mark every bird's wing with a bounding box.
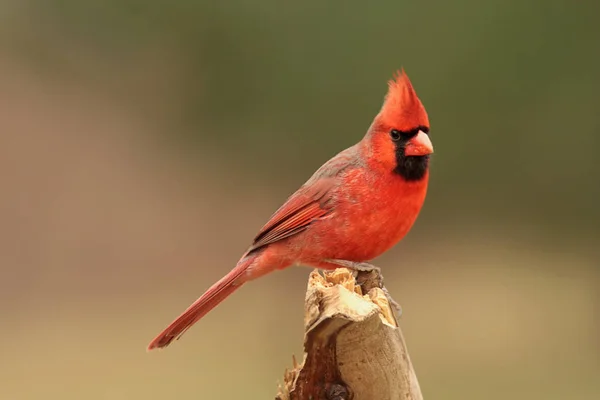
[248,146,357,252]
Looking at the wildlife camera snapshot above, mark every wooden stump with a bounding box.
[276,268,423,400]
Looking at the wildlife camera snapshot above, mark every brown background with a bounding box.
[0,1,598,399]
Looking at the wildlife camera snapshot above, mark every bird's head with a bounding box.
[364,69,433,181]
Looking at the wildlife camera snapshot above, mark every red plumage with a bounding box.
[147,70,433,350]
[379,69,429,131]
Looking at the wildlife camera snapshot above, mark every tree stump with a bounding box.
[276,268,423,400]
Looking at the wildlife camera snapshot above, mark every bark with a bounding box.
[276,268,423,400]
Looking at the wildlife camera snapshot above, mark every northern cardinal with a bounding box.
[148,70,433,350]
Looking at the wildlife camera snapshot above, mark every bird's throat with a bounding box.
[393,154,429,181]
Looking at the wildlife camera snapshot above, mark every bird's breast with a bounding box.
[301,169,429,262]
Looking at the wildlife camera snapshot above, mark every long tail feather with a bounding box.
[147,258,252,350]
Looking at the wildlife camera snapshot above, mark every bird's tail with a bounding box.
[147,256,253,351]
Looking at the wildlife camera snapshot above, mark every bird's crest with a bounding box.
[378,69,429,131]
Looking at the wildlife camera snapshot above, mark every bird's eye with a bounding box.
[390,129,401,141]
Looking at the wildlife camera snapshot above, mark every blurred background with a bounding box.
[1,1,599,399]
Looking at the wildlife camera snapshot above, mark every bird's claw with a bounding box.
[324,259,380,276]
[381,286,402,316]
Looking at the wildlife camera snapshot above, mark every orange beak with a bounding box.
[405,130,433,156]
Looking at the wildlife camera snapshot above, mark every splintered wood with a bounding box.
[276,268,423,400]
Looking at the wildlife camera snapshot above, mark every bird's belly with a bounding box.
[330,205,417,260]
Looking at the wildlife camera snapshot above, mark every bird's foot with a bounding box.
[322,259,402,317]
[380,287,402,316]
[323,259,380,274]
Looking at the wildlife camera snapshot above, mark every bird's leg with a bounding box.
[322,259,402,317]
[323,259,381,274]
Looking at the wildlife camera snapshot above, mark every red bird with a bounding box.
[148,70,433,350]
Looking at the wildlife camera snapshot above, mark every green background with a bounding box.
[0,1,598,399]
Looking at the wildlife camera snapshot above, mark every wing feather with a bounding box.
[248,145,358,252]
[249,179,333,251]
